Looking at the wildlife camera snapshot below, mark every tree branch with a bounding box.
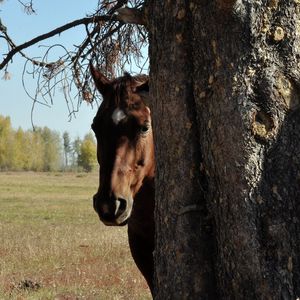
[0,0,148,114]
[116,7,145,25]
[0,7,145,70]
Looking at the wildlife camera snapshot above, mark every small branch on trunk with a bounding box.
[116,7,145,25]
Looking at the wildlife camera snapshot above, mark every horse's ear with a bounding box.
[90,63,110,95]
[133,74,149,93]
[135,80,149,93]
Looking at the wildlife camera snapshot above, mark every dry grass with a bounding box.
[0,172,151,299]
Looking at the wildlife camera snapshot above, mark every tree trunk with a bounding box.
[148,0,300,299]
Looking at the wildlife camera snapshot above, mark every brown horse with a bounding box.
[90,64,155,294]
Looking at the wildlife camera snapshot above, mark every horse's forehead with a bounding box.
[112,107,126,125]
[94,76,146,127]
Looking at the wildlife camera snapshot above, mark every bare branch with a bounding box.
[0,15,116,70]
[17,0,36,15]
[1,0,148,122]
[116,7,145,25]
[1,28,52,68]
[0,6,145,71]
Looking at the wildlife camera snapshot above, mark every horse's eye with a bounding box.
[130,102,141,110]
[140,124,150,135]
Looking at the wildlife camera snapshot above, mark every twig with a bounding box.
[0,8,145,70]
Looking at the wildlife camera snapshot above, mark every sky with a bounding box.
[0,1,106,139]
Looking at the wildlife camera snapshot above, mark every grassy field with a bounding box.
[0,172,151,300]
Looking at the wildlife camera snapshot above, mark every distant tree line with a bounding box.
[0,115,97,172]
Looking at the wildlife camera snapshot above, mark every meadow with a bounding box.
[0,172,151,300]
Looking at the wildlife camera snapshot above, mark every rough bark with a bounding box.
[148,1,217,299]
[148,0,300,299]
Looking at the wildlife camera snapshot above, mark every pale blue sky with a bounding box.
[0,1,109,138]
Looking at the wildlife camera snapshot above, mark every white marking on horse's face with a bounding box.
[112,108,126,125]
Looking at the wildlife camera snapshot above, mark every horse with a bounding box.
[90,64,155,294]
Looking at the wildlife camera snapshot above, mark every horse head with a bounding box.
[90,64,155,226]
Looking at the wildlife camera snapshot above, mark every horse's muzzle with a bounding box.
[93,194,133,226]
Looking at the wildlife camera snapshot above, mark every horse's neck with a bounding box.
[134,177,155,218]
[128,178,155,239]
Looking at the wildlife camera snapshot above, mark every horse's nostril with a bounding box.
[115,198,127,216]
[93,194,129,224]
[120,198,127,212]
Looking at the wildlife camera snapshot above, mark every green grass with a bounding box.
[0,172,151,299]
